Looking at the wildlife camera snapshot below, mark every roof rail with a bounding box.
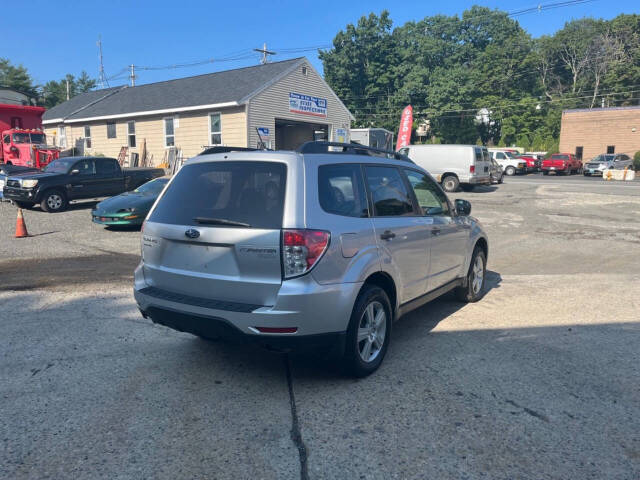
[297,141,413,163]
[198,146,266,156]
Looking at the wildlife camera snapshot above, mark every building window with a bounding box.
[11,117,22,129]
[128,121,136,148]
[575,146,583,161]
[107,121,116,139]
[302,66,308,76]
[607,145,615,154]
[84,126,92,149]
[58,125,67,148]
[164,117,175,147]
[209,113,221,145]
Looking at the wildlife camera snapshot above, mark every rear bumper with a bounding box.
[133,263,360,349]
[467,176,491,185]
[140,305,346,352]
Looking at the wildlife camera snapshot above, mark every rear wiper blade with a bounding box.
[194,217,251,227]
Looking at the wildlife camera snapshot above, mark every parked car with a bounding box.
[399,144,492,192]
[489,157,504,184]
[517,154,541,172]
[0,164,40,201]
[488,149,527,176]
[134,142,489,376]
[92,177,170,227]
[541,153,582,175]
[2,156,165,212]
[583,153,633,176]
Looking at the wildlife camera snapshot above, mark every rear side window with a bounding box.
[149,161,286,229]
[475,148,483,161]
[318,164,368,217]
[364,165,414,217]
[96,158,118,174]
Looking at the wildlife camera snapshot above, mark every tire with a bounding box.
[40,189,68,213]
[455,247,486,303]
[498,174,504,184]
[441,175,459,193]
[543,170,549,175]
[584,172,590,176]
[343,285,392,377]
[13,201,34,209]
[505,166,516,176]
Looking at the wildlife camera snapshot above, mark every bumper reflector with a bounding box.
[254,327,298,334]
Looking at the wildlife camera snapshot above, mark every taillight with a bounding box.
[282,229,330,278]
[469,165,475,173]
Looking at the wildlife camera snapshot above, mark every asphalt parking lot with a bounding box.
[1,174,639,479]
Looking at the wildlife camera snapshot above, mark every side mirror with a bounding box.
[455,199,471,216]
[70,169,80,175]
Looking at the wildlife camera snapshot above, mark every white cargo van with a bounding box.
[399,145,492,192]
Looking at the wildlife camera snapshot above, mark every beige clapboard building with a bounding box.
[42,57,353,165]
[559,106,640,162]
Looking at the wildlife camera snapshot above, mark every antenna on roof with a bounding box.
[254,43,276,64]
[97,35,109,89]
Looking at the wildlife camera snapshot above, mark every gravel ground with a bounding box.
[1,176,639,479]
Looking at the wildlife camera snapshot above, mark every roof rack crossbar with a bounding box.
[296,141,412,162]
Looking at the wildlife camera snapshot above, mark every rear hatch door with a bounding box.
[142,160,287,307]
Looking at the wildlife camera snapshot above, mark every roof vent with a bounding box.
[302,66,308,76]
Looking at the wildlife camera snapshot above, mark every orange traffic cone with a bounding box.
[15,208,29,238]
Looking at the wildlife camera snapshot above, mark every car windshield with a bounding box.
[30,133,46,144]
[44,159,76,173]
[12,133,31,144]
[593,154,614,162]
[134,177,169,195]
[504,151,517,158]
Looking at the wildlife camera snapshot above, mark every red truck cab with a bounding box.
[1,104,60,169]
[1,129,59,168]
[542,153,582,176]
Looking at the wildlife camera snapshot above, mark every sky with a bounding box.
[3,0,638,88]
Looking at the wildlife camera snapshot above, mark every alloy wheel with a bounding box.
[47,194,63,210]
[357,301,387,363]
[471,255,484,294]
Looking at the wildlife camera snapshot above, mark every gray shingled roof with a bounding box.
[42,87,123,120]
[43,58,304,122]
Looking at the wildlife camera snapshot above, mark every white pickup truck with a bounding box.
[488,149,527,176]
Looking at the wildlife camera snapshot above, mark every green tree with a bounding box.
[41,71,96,108]
[0,58,38,100]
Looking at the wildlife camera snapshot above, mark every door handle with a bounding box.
[431,228,441,236]
[380,230,396,241]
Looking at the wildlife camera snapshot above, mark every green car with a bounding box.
[92,177,169,226]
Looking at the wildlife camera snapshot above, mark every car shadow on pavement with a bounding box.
[466,185,498,193]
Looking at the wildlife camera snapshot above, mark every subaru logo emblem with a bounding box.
[185,228,200,239]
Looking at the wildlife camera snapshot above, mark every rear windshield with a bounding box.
[149,161,286,229]
[552,155,569,160]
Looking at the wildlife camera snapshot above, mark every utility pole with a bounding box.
[97,35,109,89]
[129,64,136,87]
[253,43,276,64]
[66,79,70,100]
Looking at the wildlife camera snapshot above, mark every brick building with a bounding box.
[559,106,640,163]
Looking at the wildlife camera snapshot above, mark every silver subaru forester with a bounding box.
[134,142,489,376]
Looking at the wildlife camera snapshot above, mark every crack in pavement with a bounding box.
[284,355,309,480]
